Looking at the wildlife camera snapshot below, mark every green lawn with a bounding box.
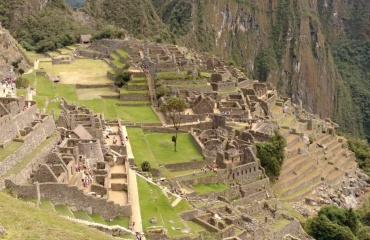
[90,214,107,225]
[144,132,203,164]
[120,88,148,94]
[105,216,130,228]
[55,205,74,218]
[0,192,116,239]
[116,49,129,58]
[39,199,55,212]
[218,88,238,94]
[38,58,112,85]
[193,183,229,195]
[72,210,93,222]
[137,176,204,238]
[116,106,158,123]
[25,51,45,63]
[132,77,147,81]
[127,128,158,169]
[0,141,23,163]
[110,53,125,69]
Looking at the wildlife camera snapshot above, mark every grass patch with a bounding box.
[39,199,55,212]
[1,133,59,179]
[0,141,23,163]
[120,88,148,94]
[106,216,130,228]
[38,58,112,85]
[137,176,200,238]
[116,106,159,123]
[72,210,93,222]
[127,128,158,169]
[55,205,74,217]
[25,51,45,63]
[193,183,229,195]
[0,192,116,239]
[116,49,129,58]
[90,214,107,225]
[218,88,238,94]
[132,77,147,81]
[144,132,203,164]
[110,53,125,69]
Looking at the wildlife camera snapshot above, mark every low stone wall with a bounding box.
[76,84,111,89]
[77,49,109,59]
[141,126,187,134]
[5,181,132,220]
[211,82,236,91]
[179,210,199,221]
[165,161,204,172]
[232,191,267,206]
[127,84,149,91]
[169,85,212,93]
[107,71,115,80]
[120,93,150,101]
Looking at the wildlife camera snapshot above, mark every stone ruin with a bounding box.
[5,99,132,220]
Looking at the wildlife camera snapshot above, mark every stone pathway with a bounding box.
[171,197,182,207]
[128,169,145,239]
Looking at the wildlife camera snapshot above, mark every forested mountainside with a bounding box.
[1,0,369,141]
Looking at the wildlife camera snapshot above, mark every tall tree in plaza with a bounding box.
[160,97,187,151]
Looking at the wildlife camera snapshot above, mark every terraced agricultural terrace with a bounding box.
[0,36,368,240]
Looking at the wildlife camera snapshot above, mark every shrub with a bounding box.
[15,77,30,88]
[141,161,151,172]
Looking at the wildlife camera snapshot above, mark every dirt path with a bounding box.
[128,169,145,239]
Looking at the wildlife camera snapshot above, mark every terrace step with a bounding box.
[279,168,321,197]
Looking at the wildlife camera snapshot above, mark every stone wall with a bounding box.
[127,84,149,91]
[232,191,267,206]
[77,49,109,59]
[7,135,59,186]
[5,181,132,220]
[179,210,199,221]
[0,115,56,178]
[211,82,236,91]
[0,104,37,145]
[165,161,205,172]
[169,85,212,93]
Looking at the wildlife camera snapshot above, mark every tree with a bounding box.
[160,97,187,152]
[141,161,151,172]
[255,130,286,180]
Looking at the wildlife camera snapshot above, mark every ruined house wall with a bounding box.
[5,181,132,220]
[0,115,56,178]
[8,136,58,186]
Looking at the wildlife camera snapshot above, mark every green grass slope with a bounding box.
[0,192,115,240]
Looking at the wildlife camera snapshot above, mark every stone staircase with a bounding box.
[272,103,358,201]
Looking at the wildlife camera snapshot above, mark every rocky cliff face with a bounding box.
[150,0,368,138]
[0,28,29,74]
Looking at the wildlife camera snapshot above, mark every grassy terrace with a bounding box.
[132,77,147,81]
[145,132,203,164]
[218,88,238,94]
[120,88,148,94]
[116,49,129,58]
[0,192,116,240]
[137,176,206,238]
[0,141,23,163]
[110,53,125,68]
[1,133,59,179]
[193,183,229,195]
[127,128,204,178]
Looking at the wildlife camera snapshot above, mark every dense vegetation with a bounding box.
[348,138,370,175]
[333,41,370,142]
[255,131,286,180]
[306,198,370,240]
[2,0,88,53]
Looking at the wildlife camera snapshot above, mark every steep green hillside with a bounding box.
[1,0,89,52]
[0,191,116,239]
[81,0,174,42]
[3,0,369,140]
